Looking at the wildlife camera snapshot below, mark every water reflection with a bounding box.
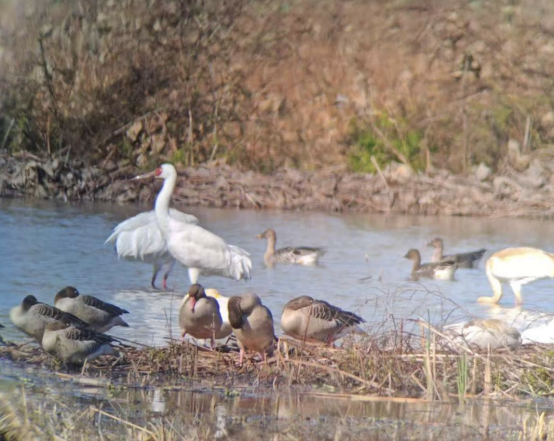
[86,385,554,439]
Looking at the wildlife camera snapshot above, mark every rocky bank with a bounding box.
[2,139,554,218]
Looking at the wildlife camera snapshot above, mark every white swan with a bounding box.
[105,208,199,289]
[478,247,554,305]
[136,164,252,284]
[443,319,522,351]
[521,318,554,344]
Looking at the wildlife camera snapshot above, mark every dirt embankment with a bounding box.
[2,0,554,216]
[2,151,554,218]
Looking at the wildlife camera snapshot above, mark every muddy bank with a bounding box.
[2,152,554,218]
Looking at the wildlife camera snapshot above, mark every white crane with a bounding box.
[135,164,252,285]
[105,208,199,289]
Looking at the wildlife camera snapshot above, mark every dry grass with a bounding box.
[2,0,554,173]
[3,323,554,402]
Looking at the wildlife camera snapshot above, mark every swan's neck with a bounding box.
[155,173,176,236]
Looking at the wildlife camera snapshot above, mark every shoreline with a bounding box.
[1,155,554,218]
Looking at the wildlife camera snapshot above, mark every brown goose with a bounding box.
[228,293,275,365]
[179,284,224,346]
[257,229,326,266]
[427,237,486,269]
[9,295,88,343]
[404,249,458,280]
[42,321,119,365]
[281,296,366,344]
[54,286,129,333]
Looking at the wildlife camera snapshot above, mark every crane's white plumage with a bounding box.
[142,164,252,284]
[105,209,199,289]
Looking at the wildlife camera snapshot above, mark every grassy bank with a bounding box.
[1,0,554,176]
[3,321,554,400]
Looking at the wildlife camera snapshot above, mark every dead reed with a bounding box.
[2,324,554,403]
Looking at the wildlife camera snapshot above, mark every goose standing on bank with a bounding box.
[228,293,274,365]
[105,209,199,289]
[181,288,232,338]
[257,229,326,266]
[427,237,486,269]
[135,164,252,285]
[179,284,226,346]
[42,321,119,365]
[54,286,130,333]
[281,296,366,344]
[478,247,554,305]
[10,295,88,342]
[403,249,458,280]
[444,319,522,350]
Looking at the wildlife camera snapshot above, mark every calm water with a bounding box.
[0,360,550,440]
[1,198,554,345]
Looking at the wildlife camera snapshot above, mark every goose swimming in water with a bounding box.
[228,293,274,365]
[105,208,199,289]
[136,164,252,284]
[478,247,554,305]
[257,229,326,266]
[10,295,88,343]
[54,286,129,333]
[403,249,458,280]
[281,296,365,344]
[427,237,486,269]
[42,321,120,365]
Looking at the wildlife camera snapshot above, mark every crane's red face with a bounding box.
[155,167,163,177]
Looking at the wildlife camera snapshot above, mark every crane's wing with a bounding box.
[105,209,199,261]
[167,220,251,280]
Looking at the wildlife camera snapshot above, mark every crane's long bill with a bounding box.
[133,170,157,180]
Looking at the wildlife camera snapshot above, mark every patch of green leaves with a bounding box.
[347,113,425,173]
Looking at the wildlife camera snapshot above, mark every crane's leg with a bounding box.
[239,348,245,366]
[161,259,176,290]
[188,268,200,284]
[151,262,161,289]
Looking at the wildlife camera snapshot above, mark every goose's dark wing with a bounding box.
[81,296,129,316]
[310,300,365,327]
[33,303,88,327]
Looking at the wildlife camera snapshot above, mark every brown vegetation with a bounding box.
[2,0,554,176]
[3,323,554,401]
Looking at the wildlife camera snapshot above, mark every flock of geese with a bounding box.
[6,163,554,366]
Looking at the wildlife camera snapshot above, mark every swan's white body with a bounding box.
[146,164,252,284]
[479,247,554,305]
[105,209,199,289]
[522,319,554,344]
[444,319,522,351]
